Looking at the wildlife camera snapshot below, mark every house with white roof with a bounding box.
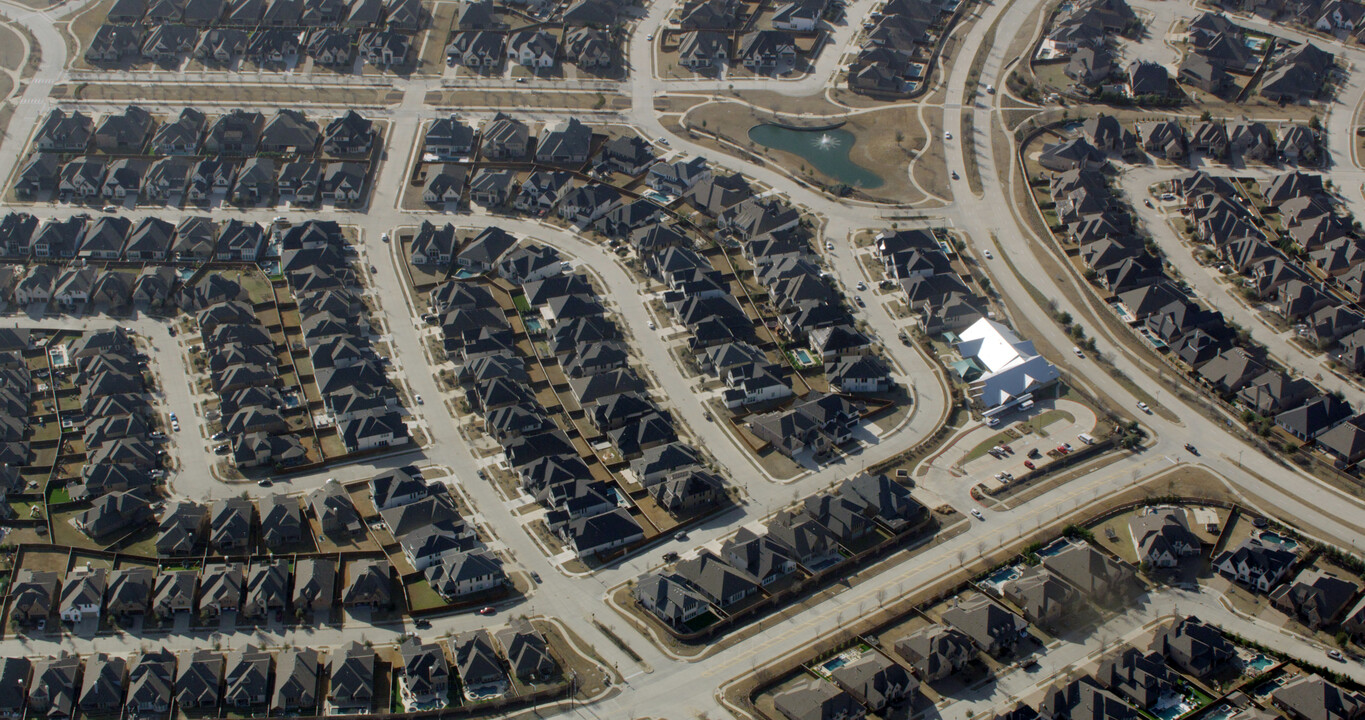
[954,318,1060,412]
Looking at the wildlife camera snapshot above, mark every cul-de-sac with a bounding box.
[2,0,1365,718]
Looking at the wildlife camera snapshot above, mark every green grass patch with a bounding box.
[46,485,70,504]
[1017,409,1075,437]
[513,294,531,313]
[402,576,447,612]
[683,610,718,632]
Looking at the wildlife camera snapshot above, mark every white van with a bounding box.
[1077,433,1095,445]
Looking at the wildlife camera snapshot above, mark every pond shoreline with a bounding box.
[747,123,885,190]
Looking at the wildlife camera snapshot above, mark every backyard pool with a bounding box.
[818,647,867,676]
[1244,654,1275,674]
[1203,705,1235,720]
[524,317,544,334]
[1037,538,1074,558]
[1257,531,1299,551]
[793,348,816,366]
[1251,675,1286,696]
[982,566,1022,594]
[1151,693,1197,720]
[454,269,480,279]
[747,125,885,189]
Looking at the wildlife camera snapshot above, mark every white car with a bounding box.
[415,394,424,405]
[944,131,952,139]
[648,320,656,330]
[1137,401,1150,413]
[970,508,985,520]
[825,241,835,251]
[646,33,654,40]
[856,281,867,291]
[984,250,993,259]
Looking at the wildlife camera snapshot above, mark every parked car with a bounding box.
[970,508,984,520]
[1137,401,1150,414]
[478,606,496,616]
[1023,460,1035,469]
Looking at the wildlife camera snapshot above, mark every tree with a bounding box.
[1310,114,1323,131]
[1200,110,1212,122]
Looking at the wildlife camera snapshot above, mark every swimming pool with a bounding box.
[793,348,815,366]
[982,566,1022,594]
[1257,531,1299,551]
[821,656,848,673]
[1251,675,1286,696]
[454,269,479,279]
[1203,705,1235,720]
[1151,693,1196,720]
[1037,538,1074,558]
[1244,654,1275,673]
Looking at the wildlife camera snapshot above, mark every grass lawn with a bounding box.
[19,547,69,573]
[46,485,70,504]
[513,294,531,313]
[234,270,276,306]
[683,610,718,633]
[50,510,102,550]
[402,577,447,612]
[119,533,160,559]
[1016,409,1076,437]
[318,433,346,459]
[29,422,60,443]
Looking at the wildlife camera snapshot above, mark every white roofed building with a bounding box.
[954,318,1060,411]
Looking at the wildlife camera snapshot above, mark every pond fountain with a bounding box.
[747,124,885,189]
